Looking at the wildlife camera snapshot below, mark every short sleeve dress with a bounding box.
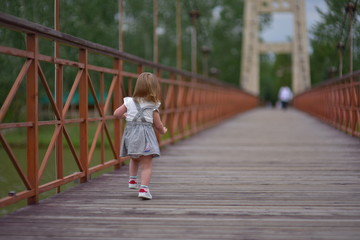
[120,97,161,159]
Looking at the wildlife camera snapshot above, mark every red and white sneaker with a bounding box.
[138,188,152,200]
[128,180,138,189]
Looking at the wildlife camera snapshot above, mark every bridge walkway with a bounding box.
[0,108,360,240]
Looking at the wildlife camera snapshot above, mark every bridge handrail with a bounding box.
[0,12,258,211]
[294,71,360,137]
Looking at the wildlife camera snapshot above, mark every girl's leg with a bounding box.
[129,158,140,177]
[139,155,153,186]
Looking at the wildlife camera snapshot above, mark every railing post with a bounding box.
[163,72,176,143]
[55,0,63,193]
[193,83,200,133]
[137,64,144,74]
[56,63,63,193]
[79,48,88,183]
[26,33,39,205]
[350,76,355,136]
[155,68,162,143]
[189,86,195,134]
[114,58,122,168]
[177,76,185,135]
[100,72,105,165]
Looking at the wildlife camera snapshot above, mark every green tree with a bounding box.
[1,0,274,98]
[309,0,360,85]
[0,0,54,122]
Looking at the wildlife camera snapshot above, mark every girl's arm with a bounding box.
[113,104,127,119]
[153,111,167,134]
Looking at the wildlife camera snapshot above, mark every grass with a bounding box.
[2,121,117,148]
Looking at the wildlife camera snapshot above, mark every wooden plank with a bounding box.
[0,109,360,240]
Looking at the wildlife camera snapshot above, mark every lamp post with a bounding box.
[119,0,124,52]
[176,0,182,71]
[189,10,200,74]
[153,0,159,63]
[345,3,356,74]
[336,41,344,77]
[201,46,210,77]
[345,3,356,136]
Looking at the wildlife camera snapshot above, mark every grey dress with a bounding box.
[120,101,160,159]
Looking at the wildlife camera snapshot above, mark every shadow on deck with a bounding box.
[1,108,360,240]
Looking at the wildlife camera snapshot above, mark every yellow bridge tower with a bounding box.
[241,0,311,94]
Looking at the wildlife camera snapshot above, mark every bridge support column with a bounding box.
[26,33,39,205]
[240,0,311,94]
[79,49,89,183]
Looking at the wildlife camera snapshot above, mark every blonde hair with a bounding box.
[133,72,160,103]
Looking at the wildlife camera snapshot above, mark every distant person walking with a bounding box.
[114,72,167,200]
[278,86,293,110]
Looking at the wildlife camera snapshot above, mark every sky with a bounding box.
[260,0,327,48]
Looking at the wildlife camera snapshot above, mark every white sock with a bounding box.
[129,176,137,183]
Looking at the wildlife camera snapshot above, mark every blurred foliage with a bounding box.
[0,0,270,81]
[1,0,359,111]
[0,0,266,121]
[309,0,360,85]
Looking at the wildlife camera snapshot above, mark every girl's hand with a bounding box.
[153,111,167,134]
[162,127,168,134]
[122,113,127,119]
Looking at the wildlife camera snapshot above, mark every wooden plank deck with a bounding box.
[1,108,360,240]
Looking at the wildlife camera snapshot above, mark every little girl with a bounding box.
[114,72,167,200]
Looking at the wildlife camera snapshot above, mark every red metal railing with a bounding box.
[294,71,360,137]
[0,13,258,209]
